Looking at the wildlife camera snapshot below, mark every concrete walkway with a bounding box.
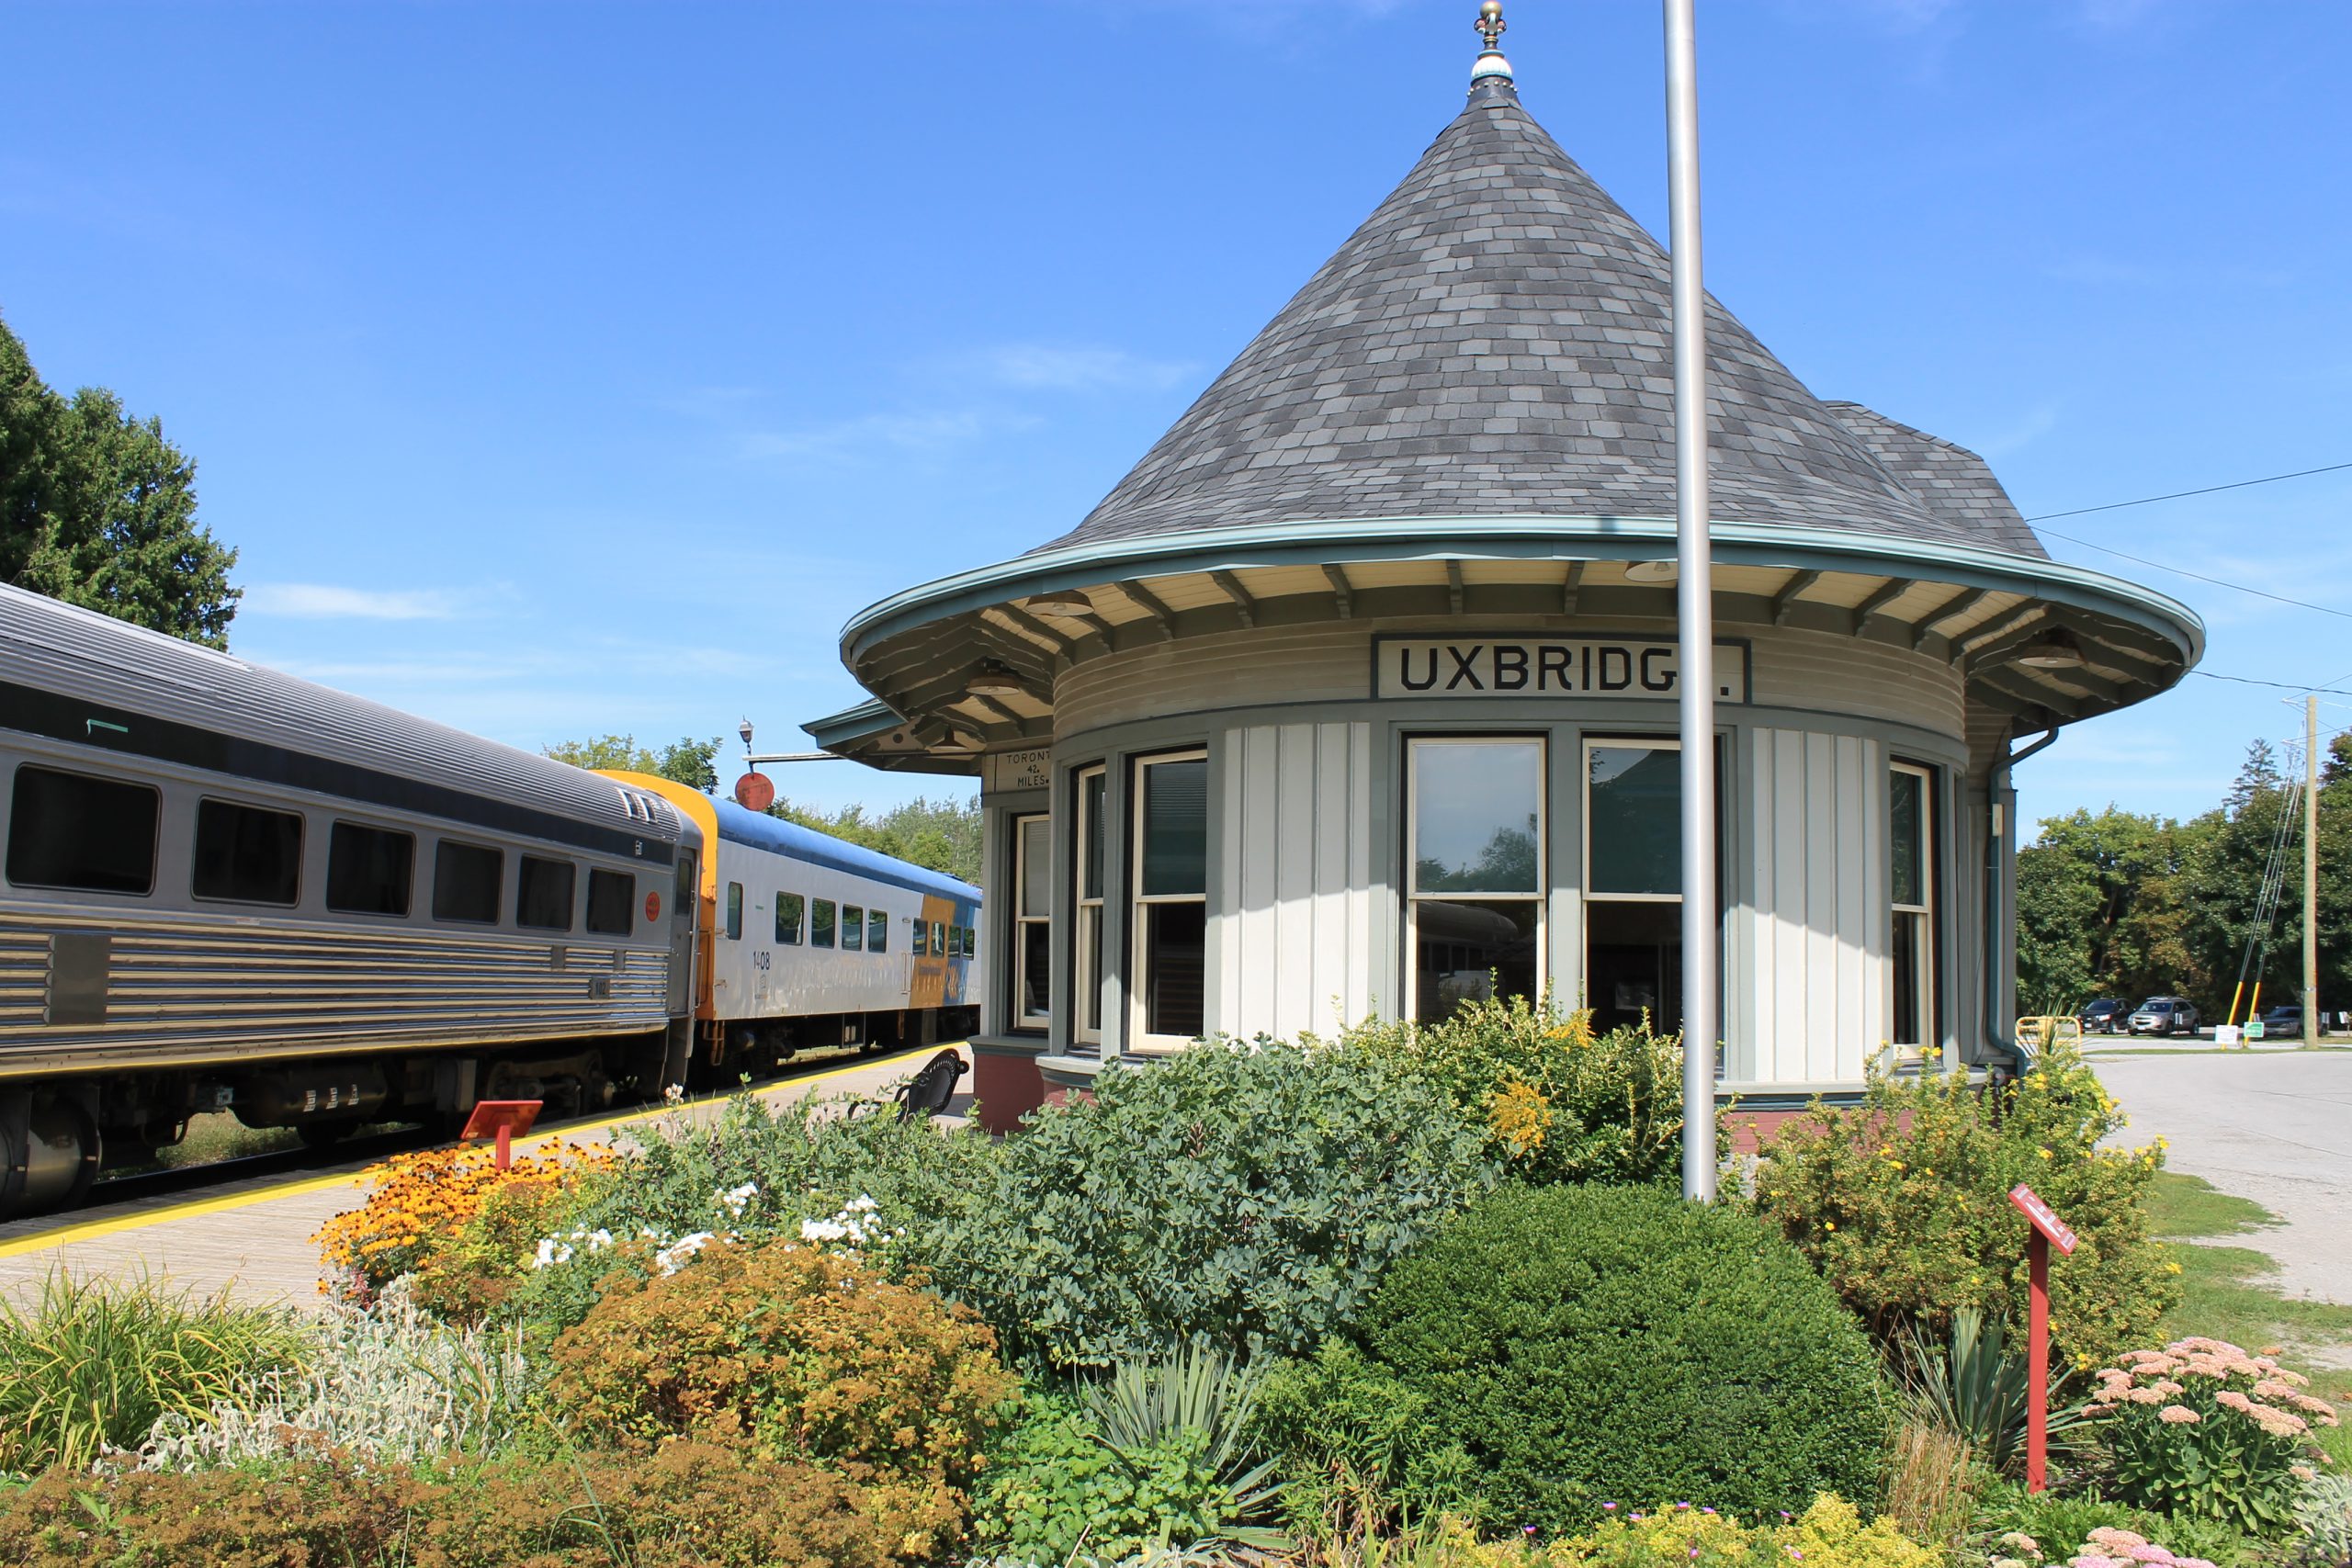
[0,1043,967,1313]
[2090,1051,2352,1306]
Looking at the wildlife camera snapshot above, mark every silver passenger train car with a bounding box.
[0,583,701,1216]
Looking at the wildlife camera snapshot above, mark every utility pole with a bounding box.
[1663,0,1716,1202]
[2306,693,2321,1048]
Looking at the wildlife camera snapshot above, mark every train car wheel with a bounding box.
[0,1091,102,1220]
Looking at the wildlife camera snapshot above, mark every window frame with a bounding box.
[1890,760,1938,1051]
[324,818,416,918]
[6,763,162,898]
[775,892,803,945]
[724,881,744,941]
[1013,811,1050,1029]
[514,854,576,932]
[867,908,888,953]
[842,903,865,953]
[584,867,635,936]
[1072,763,1107,1046]
[1403,735,1548,1025]
[431,838,504,927]
[1127,749,1210,1053]
[812,897,836,949]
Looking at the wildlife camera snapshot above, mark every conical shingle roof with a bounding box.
[1035,78,2018,557]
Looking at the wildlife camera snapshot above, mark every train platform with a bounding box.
[0,1043,968,1313]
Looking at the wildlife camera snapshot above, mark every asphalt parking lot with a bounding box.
[2089,1049,2352,1307]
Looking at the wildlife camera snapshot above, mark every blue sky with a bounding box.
[5,1,2347,830]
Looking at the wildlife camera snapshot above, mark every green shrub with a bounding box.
[1967,1480,2255,1568]
[2085,1337,2339,1536]
[1343,991,1721,1187]
[970,1365,1284,1562]
[1351,1183,1888,1535]
[0,1269,306,1472]
[1750,1041,2179,1367]
[0,1443,895,1567]
[943,1038,1495,1369]
[2289,1472,2352,1566]
[1441,1494,1939,1567]
[548,1236,1015,1558]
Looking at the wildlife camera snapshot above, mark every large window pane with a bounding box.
[586,869,635,935]
[1018,816,1051,917]
[1080,770,1108,901]
[515,855,575,931]
[1020,921,1051,1020]
[1586,901,1683,1033]
[433,840,503,925]
[776,893,803,944]
[1139,757,1207,897]
[7,766,159,896]
[1412,740,1541,894]
[1142,902,1206,1039]
[1413,900,1540,1024]
[842,904,865,952]
[868,909,888,953]
[1894,910,1926,1046]
[1891,768,1924,909]
[1587,744,1681,897]
[193,798,301,906]
[326,822,413,916]
[812,899,836,949]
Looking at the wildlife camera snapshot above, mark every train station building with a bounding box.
[806,31,2200,1131]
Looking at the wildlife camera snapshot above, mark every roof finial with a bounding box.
[1471,1,1515,93]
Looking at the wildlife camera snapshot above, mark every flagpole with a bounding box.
[1664,0,1717,1203]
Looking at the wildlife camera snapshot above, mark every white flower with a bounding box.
[800,1218,852,1243]
[532,1237,574,1270]
[717,1181,760,1219]
[653,1231,717,1275]
[662,1083,685,1105]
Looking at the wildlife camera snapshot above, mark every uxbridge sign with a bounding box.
[1372,635,1749,701]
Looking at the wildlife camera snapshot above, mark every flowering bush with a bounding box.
[548,1235,1015,1558]
[2084,1337,2339,1534]
[1346,1183,1887,1533]
[1441,1495,1937,1565]
[1341,991,1720,1187]
[1749,1040,2177,1364]
[311,1141,614,1310]
[1969,1524,2222,1568]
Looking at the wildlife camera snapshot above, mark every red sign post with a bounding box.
[2008,1183,2079,1492]
[459,1099,544,1171]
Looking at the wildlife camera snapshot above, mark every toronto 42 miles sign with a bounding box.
[1373,634,1750,702]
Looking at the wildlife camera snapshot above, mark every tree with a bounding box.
[769,794,982,884]
[1,313,239,647]
[544,734,720,793]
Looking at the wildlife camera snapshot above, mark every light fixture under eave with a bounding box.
[1623,559,1679,583]
[2015,627,2087,670]
[944,730,986,752]
[966,660,1026,696]
[1023,589,1095,616]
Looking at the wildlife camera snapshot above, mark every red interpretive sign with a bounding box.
[459,1099,544,1171]
[2007,1182,2076,1494]
[2009,1184,2080,1254]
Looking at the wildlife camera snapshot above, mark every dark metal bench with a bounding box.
[891,1049,968,1122]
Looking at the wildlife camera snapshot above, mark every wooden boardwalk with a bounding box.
[0,1044,967,1313]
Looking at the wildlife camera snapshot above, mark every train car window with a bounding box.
[6,764,159,896]
[812,898,836,948]
[191,798,301,906]
[961,925,976,958]
[932,920,946,957]
[775,893,803,944]
[724,882,743,941]
[586,869,634,934]
[911,919,928,955]
[867,909,887,953]
[842,904,864,952]
[326,822,414,916]
[516,856,575,931]
[432,840,503,924]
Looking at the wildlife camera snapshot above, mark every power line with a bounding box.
[2190,671,2352,696]
[2034,525,2352,623]
[2024,460,2352,523]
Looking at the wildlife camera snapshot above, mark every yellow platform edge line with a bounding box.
[0,1043,956,1262]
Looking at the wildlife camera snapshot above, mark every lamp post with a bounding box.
[1664,0,1717,1203]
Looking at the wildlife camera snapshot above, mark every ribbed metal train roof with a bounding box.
[0,583,681,842]
[1033,76,2030,558]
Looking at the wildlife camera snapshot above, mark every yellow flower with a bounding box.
[1824,1221,1838,1232]
[2166,1261,2183,1275]
[2038,1147,2053,1160]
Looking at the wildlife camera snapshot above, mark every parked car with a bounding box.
[2129,997,2199,1036]
[2253,1004,2303,1038]
[2078,998,2130,1034]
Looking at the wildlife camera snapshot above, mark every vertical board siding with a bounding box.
[1216,722,1374,1038]
[1746,727,1886,1086]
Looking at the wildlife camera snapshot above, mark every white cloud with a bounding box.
[741,408,1039,463]
[980,344,1196,392]
[243,582,472,620]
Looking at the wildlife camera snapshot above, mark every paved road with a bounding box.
[0,1044,967,1312]
[2090,1051,2352,1306]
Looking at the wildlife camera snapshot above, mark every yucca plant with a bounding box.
[0,1268,306,1472]
[1085,1345,1292,1552]
[1899,1307,2087,1477]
